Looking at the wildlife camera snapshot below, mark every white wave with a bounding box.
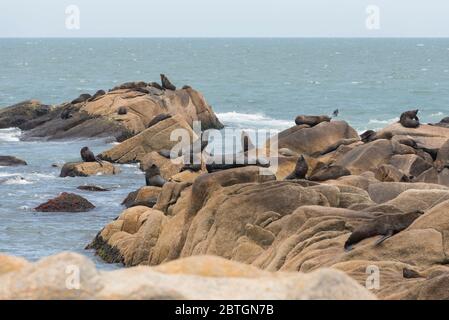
[368,117,399,125]
[0,128,22,142]
[431,112,444,117]
[1,176,32,185]
[216,112,292,130]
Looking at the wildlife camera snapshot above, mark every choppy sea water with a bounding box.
[1,38,449,267]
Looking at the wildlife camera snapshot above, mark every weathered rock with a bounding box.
[60,161,120,177]
[99,115,196,164]
[0,255,30,275]
[4,83,223,141]
[389,154,432,178]
[374,164,409,182]
[122,187,162,208]
[272,121,360,156]
[35,192,95,212]
[77,185,111,192]
[0,252,375,300]
[0,156,27,166]
[0,100,52,130]
[367,182,448,204]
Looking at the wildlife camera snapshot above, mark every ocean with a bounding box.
[1,38,449,267]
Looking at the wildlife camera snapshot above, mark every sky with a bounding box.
[1,0,449,37]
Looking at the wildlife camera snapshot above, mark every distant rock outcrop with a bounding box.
[35,193,95,212]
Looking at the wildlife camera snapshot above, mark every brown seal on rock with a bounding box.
[88,90,106,102]
[309,165,351,182]
[149,82,164,91]
[160,74,177,91]
[360,130,377,143]
[145,164,167,187]
[295,115,331,127]
[117,106,128,115]
[71,93,92,105]
[80,147,103,166]
[147,113,172,128]
[241,131,255,153]
[285,155,308,180]
[399,109,420,128]
[344,210,424,251]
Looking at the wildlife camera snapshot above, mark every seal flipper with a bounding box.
[374,230,394,246]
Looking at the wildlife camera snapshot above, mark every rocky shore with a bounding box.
[3,79,449,300]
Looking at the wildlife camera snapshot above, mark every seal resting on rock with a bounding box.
[160,74,176,91]
[285,155,308,180]
[360,130,377,143]
[399,109,420,128]
[309,165,351,182]
[147,113,172,128]
[117,106,128,115]
[344,210,424,251]
[88,90,106,102]
[149,82,164,91]
[80,147,103,166]
[71,93,92,105]
[145,164,167,187]
[295,115,331,127]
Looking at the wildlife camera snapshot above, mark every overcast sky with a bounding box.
[1,0,448,37]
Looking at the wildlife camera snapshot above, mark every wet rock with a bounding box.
[60,161,120,177]
[35,192,95,212]
[0,100,52,130]
[0,156,27,166]
[77,185,111,192]
[122,187,162,208]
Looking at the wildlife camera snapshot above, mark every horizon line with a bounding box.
[2,36,449,40]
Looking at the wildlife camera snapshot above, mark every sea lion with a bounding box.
[309,165,351,182]
[77,185,110,192]
[80,147,103,166]
[241,131,255,153]
[134,87,150,94]
[332,109,339,117]
[206,154,270,173]
[360,130,377,143]
[403,268,424,279]
[111,81,147,91]
[182,85,192,90]
[399,109,420,128]
[160,74,177,91]
[295,115,331,127]
[396,137,418,149]
[60,108,73,120]
[285,155,308,180]
[88,90,106,102]
[149,82,164,91]
[344,210,424,251]
[71,93,92,105]
[117,106,128,115]
[147,113,172,128]
[145,164,167,187]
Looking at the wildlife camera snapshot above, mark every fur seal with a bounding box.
[309,165,351,182]
[117,106,128,115]
[399,109,420,128]
[160,74,177,91]
[80,147,103,166]
[71,93,92,105]
[149,82,164,91]
[182,85,192,90]
[88,90,106,102]
[285,155,308,180]
[60,108,73,120]
[147,113,172,128]
[403,268,424,279]
[295,115,331,127]
[145,164,167,187]
[344,210,424,251]
[241,131,255,153]
[360,130,377,143]
[332,109,339,117]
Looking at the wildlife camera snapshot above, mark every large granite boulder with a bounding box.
[3,83,222,141]
[60,161,120,177]
[99,115,196,163]
[272,121,360,156]
[35,193,95,212]
[0,252,375,300]
[0,100,52,130]
[0,156,27,166]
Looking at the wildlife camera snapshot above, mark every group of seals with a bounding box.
[399,109,420,128]
[145,164,167,187]
[80,147,103,166]
[71,93,92,105]
[344,210,423,251]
